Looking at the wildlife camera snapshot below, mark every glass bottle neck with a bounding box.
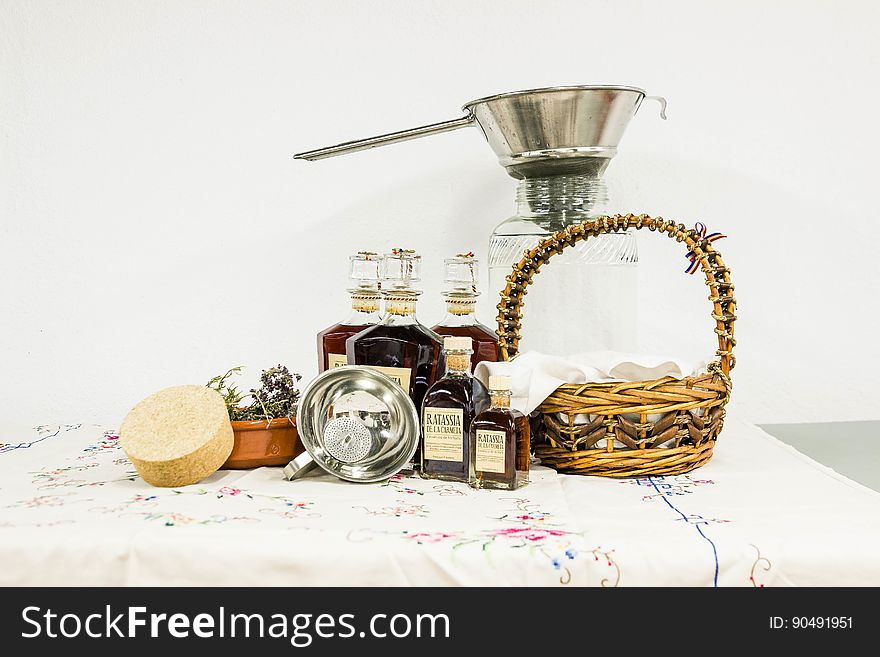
[437,294,478,327]
[489,391,512,409]
[445,350,472,377]
[344,292,381,325]
[381,293,420,325]
[515,174,608,225]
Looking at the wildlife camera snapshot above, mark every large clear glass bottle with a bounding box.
[317,252,382,372]
[346,250,445,467]
[487,173,637,356]
[468,375,530,490]
[432,253,499,369]
[420,336,490,483]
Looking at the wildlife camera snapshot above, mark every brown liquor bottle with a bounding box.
[317,252,382,373]
[420,337,490,483]
[469,375,530,490]
[346,250,444,466]
[432,253,499,369]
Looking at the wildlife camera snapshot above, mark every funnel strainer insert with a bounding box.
[323,416,372,463]
[290,365,419,483]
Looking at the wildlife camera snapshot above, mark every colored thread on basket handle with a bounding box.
[685,222,726,274]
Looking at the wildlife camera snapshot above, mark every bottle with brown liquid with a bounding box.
[317,252,382,372]
[420,336,490,483]
[469,375,530,490]
[432,252,499,369]
[346,250,444,466]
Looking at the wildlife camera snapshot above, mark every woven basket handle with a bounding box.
[496,214,737,376]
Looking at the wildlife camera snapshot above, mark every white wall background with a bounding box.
[2,0,879,432]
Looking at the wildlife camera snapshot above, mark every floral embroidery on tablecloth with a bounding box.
[621,474,715,501]
[749,544,772,587]
[31,462,100,484]
[431,483,467,496]
[258,502,320,520]
[0,424,807,587]
[79,431,122,457]
[170,487,322,518]
[87,487,321,522]
[28,431,137,489]
[0,424,80,454]
[6,493,94,509]
[347,497,610,586]
[380,474,472,498]
[623,475,730,587]
[31,469,139,490]
[380,473,426,496]
[0,520,76,528]
[588,547,621,587]
[90,493,160,514]
[353,500,430,518]
[674,514,731,525]
[120,511,260,527]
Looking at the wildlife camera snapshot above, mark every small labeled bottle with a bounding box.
[347,250,445,467]
[432,252,499,369]
[420,336,490,482]
[469,375,530,490]
[317,252,382,372]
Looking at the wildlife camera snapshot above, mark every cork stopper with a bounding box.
[488,375,512,391]
[444,336,472,351]
[119,385,234,488]
[488,375,512,409]
[444,336,472,372]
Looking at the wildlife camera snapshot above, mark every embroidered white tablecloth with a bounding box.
[2,417,878,586]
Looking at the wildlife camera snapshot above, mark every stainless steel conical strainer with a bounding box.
[285,366,420,483]
[294,85,666,178]
[323,416,372,463]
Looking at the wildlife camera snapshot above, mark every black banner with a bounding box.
[1,587,872,653]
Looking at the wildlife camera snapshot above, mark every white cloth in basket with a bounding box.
[474,351,708,415]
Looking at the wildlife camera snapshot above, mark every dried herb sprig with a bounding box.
[207,365,302,422]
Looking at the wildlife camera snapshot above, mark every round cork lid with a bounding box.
[120,385,233,487]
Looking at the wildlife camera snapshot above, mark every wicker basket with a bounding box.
[496,214,736,478]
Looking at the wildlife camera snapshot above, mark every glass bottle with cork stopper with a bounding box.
[469,375,530,490]
[317,252,382,373]
[420,336,490,483]
[432,252,499,369]
[346,249,445,468]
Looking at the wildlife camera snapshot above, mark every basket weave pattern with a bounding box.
[496,214,736,477]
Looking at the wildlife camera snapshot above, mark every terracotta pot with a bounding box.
[223,417,303,469]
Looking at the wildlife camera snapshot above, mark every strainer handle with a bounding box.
[644,95,668,120]
[283,452,319,481]
[495,214,737,377]
[294,115,475,161]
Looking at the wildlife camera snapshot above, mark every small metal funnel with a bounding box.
[294,85,666,179]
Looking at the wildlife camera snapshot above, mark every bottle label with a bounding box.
[368,365,412,392]
[423,407,464,462]
[327,353,348,369]
[475,429,506,474]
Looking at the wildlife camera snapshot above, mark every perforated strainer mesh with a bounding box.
[323,416,372,463]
